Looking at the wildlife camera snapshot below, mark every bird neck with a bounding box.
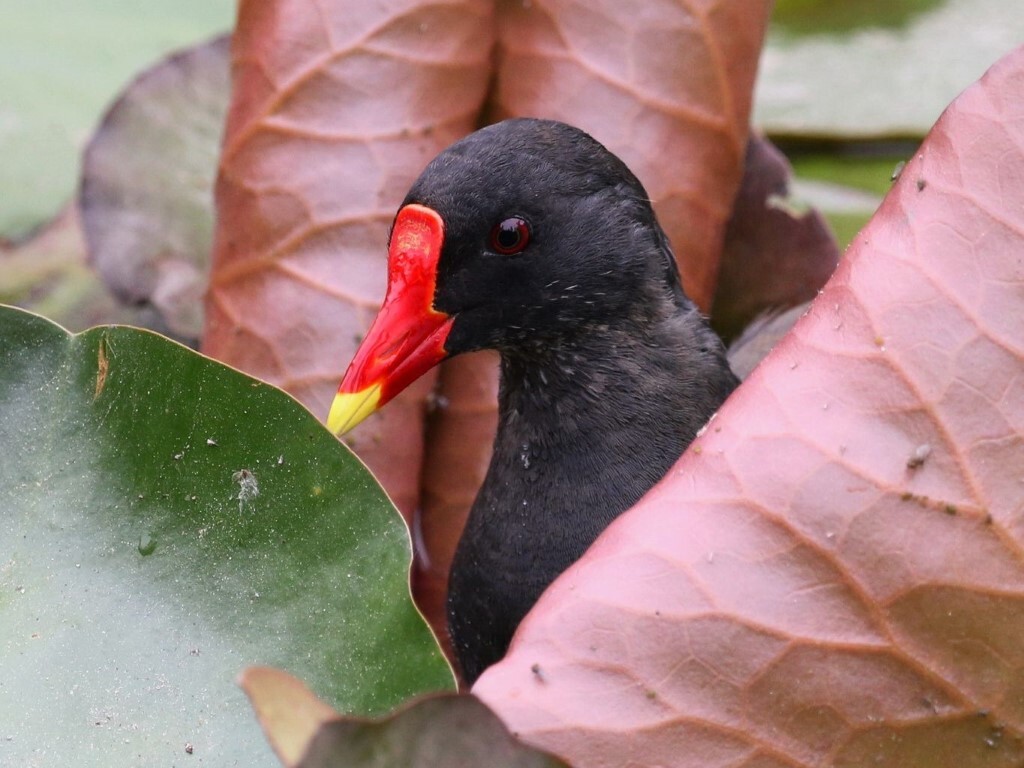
[480,306,737,528]
[497,329,669,447]
[448,305,738,682]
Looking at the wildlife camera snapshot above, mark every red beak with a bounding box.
[327,204,453,435]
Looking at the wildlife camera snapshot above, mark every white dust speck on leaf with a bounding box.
[232,469,259,512]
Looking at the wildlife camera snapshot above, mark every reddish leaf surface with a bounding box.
[489,0,773,311]
[475,46,1024,768]
[202,0,494,516]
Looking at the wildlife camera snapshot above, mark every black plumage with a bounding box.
[400,119,739,684]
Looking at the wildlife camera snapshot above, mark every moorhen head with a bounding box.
[329,118,738,684]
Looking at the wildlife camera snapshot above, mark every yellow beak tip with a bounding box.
[327,385,382,436]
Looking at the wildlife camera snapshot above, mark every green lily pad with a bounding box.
[755,0,1024,137]
[0,0,234,240]
[0,305,454,766]
[772,0,943,35]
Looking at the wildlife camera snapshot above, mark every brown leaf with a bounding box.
[713,134,840,344]
[475,45,1024,767]
[489,0,773,311]
[202,0,495,516]
[300,693,569,768]
[240,666,339,767]
[81,35,230,341]
[241,665,568,768]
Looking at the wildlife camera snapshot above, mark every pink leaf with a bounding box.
[475,45,1024,768]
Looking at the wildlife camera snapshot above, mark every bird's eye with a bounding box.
[489,217,531,255]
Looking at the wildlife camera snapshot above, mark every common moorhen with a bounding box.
[328,118,738,684]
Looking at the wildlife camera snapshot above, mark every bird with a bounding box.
[328,118,739,684]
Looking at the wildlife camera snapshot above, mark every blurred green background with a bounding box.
[0,0,234,239]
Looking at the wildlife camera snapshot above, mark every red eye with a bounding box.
[489,217,531,255]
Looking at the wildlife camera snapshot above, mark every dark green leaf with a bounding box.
[0,305,453,766]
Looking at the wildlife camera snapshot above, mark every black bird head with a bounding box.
[328,118,688,434]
